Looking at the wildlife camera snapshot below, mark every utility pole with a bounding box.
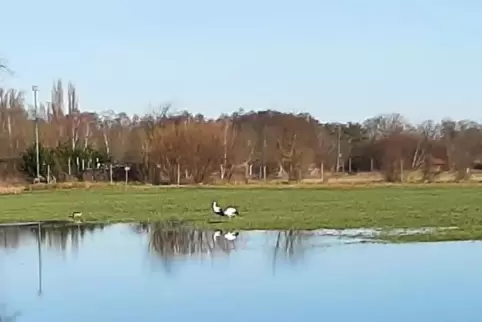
[262,124,267,180]
[32,85,40,182]
[221,119,228,179]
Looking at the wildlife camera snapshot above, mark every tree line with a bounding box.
[0,79,481,184]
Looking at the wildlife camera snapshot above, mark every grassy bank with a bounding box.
[0,185,481,242]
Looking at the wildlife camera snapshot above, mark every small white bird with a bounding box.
[69,211,82,219]
[211,201,239,217]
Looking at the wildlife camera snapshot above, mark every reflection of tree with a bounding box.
[0,304,20,322]
[0,227,26,249]
[41,223,106,252]
[131,221,150,235]
[0,223,107,296]
[271,230,315,273]
[132,221,239,274]
[0,223,106,252]
[0,312,19,322]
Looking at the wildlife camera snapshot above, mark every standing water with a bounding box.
[0,223,479,322]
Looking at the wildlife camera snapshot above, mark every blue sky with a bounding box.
[1,0,482,123]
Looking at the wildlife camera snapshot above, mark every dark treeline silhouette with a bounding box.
[1,79,482,184]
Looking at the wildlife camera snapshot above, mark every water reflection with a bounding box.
[3,224,482,322]
[133,222,241,273]
[0,222,344,266]
[270,230,321,275]
[0,223,106,251]
[0,222,107,297]
[272,231,314,262]
[0,304,20,322]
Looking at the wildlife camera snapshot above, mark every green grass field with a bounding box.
[1,185,482,242]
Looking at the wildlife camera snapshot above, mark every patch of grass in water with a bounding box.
[379,226,482,243]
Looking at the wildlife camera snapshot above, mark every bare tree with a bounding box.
[1,76,482,184]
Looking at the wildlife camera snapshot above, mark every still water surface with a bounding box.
[0,223,480,322]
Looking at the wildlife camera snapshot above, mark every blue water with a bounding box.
[0,223,480,322]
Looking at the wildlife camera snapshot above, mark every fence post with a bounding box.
[177,163,181,185]
[124,166,130,185]
[109,164,113,184]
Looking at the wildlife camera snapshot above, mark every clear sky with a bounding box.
[1,0,482,124]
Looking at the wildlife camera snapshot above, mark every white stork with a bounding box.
[211,201,239,218]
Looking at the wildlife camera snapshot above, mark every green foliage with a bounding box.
[20,143,55,179]
[54,141,110,166]
[20,141,111,179]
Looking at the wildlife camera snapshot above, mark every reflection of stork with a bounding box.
[213,230,239,241]
[211,230,239,253]
[224,232,239,241]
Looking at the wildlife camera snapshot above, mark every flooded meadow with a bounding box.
[0,222,480,321]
